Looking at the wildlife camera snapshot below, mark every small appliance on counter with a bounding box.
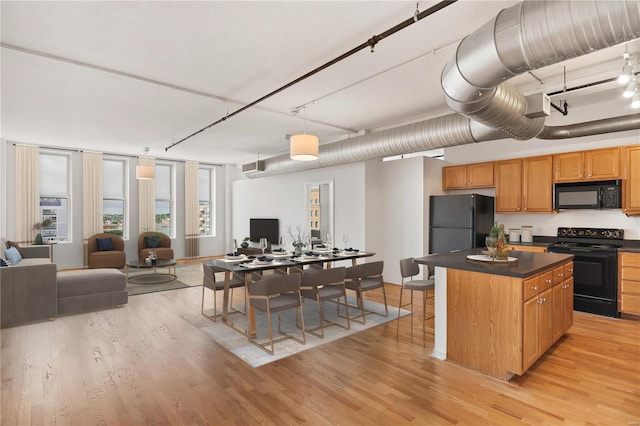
[547,227,624,317]
[508,228,520,242]
[520,226,533,243]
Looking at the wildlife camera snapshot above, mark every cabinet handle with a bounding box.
[557,273,564,278]
[524,207,528,211]
[545,279,552,283]
[568,268,573,272]
[579,174,583,178]
[588,173,592,177]
[532,285,538,290]
[517,207,521,211]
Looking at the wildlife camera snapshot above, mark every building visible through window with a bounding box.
[199,167,215,236]
[39,152,70,241]
[103,158,126,237]
[155,163,173,236]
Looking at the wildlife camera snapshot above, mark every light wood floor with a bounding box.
[2,276,639,425]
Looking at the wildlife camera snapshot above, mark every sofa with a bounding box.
[87,233,126,269]
[2,239,128,328]
[1,242,57,328]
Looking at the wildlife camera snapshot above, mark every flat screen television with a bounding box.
[250,218,279,244]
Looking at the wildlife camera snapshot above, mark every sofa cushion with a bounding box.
[96,237,114,251]
[144,235,161,248]
[57,269,126,298]
[5,246,22,265]
[14,258,51,267]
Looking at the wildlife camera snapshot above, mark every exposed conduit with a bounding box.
[248,0,640,178]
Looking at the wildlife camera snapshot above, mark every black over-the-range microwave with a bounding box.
[553,179,622,210]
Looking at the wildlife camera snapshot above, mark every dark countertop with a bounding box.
[414,249,573,279]
[619,247,640,253]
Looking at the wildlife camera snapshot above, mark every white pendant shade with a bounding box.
[136,164,155,179]
[290,134,319,161]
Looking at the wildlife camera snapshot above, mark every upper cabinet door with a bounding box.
[495,159,522,213]
[585,147,619,180]
[622,145,640,215]
[442,165,468,190]
[554,152,584,182]
[522,155,553,213]
[467,162,494,188]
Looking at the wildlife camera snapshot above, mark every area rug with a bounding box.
[181,298,410,368]
[126,279,190,296]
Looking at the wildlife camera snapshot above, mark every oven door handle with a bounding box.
[569,248,593,252]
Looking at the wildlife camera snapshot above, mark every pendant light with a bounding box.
[290,107,319,161]
[136,147,155,180]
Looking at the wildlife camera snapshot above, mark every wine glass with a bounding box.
[230,238,237,253]
[485,236,497,260]
[325,233,332,247]
[342,233,349,249]
[259,238,268,255]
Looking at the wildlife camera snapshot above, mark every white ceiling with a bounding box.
[1,1,638,166]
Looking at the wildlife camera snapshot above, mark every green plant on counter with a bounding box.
[490,222,500,238]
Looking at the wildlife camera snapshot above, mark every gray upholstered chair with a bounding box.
[344,260,387,324]
[300,266,350,338]
[397,258,435,343]
[248,273,305,355]
[201,262,246,322]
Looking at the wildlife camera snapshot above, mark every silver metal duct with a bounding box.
[538,114,640,140]
[253,114,480,178]
[441,0,640,138]
[248,0,640,178]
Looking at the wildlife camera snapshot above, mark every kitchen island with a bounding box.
[415,249,574,380]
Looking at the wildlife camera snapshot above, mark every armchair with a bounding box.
[138,232,174,261]
[87,233,126,269]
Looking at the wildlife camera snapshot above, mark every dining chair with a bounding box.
[396,258,435,344]
[201,263,246,322]
[343,260,387,324]
[248,273,306,355]
[300,267,350,338]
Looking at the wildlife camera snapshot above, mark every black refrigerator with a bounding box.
[429,194,494,254]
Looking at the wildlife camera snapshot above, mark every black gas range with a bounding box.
[547,227,624,317]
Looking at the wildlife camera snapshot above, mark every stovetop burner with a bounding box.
[550,227,624,252]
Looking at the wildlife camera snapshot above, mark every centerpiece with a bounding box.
[32,218,53,245]
[286,225,309,256]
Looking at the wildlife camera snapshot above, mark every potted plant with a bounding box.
[240,237,250,249]
[32,218,53,245]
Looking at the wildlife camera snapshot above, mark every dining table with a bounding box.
[202,249,375,337]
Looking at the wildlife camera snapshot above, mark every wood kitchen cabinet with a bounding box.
[442,162,493,190]
[509,244,547,253]
[495,155,553,213]
[619,252,640,315]
[554,147,620,182]
[552,262,574,341]
[522,270,555,372]
[621,145,640,216]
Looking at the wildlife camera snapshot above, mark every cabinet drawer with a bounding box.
[539,271,553,292]
[523,276,539,300]
[621,279,640,294]
[564,262,574,278]
[620,253,640,267]
[553,266,565,285]
[620,293,640,315]
[621,266,640,282]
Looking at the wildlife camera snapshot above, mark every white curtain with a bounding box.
[138,157,155,233]
[184,161,199,258]
[15,144,40,244]
[82,151,103,239]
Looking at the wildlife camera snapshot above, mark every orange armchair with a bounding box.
[138,232,174,261]
[87,233,126,269]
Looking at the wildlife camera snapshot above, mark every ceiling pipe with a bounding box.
[247,0,640,178]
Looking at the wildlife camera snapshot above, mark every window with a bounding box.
[103,158,127,237]
[155,163,174,236]
[40,152,70,241]
[199,167,216,236]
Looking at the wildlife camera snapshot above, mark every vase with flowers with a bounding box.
[33,218,53,245]
[287,225,309,256]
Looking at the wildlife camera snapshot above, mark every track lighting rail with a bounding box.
[165,0,457,152]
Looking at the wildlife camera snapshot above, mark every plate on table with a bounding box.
[270,251,292,258]
[223,254,246,261]
[302,254,320,260]
[466,254,517,263]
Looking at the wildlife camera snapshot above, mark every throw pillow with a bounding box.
[6,240,24,256]
[0,258,9,267]
[144,235,161,248]
[96,237,114,251]
[5,246,22,265]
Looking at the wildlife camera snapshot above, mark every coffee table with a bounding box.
[125,259,177,284]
